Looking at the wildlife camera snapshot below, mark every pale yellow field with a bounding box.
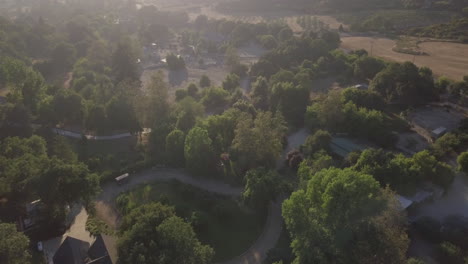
[341,36,468,81]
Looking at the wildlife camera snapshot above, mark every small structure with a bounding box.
[354,84,369,90]
[17,199,42,232]
[0,96,6,105]
[397,195,413,210]
[431,127,447,139]
[115,173,129,185]
[330,137,367,158]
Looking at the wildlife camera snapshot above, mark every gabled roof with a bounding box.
[53,236,90,264]
[87,234,118,264]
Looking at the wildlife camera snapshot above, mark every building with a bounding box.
[53,235,118,264]
[53,237,90,264]
[330,137,367,158]
[17,200,42,232]
[87,235,118,264]
[431,127,447,139]
[397,195,413,211]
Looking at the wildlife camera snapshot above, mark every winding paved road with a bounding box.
[48,128,310,263]
[94,168,283,264]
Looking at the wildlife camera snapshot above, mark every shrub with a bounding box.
[438,242,463,264]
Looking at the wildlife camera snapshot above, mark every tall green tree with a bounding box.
[118,203,214,264]
[175,97,204,132]
[184,127,216,176]
[370,62,437,105]
[251,76,270,110]
[242,168,283,209]
[155,217,214,264]
[0,136,49,217]
[199,75,211,88]
[112,39,139,83]
[143,72,170,127]
[106,94,141,133]
[165,130,185,167]
[222,73,240,92]
[301,130,331,156]
[232,111,287,170]
[51,42,77,72]
[270,82,309,127]
[283,168,409,264]
[37,159,100,208]
[0,223,31,264]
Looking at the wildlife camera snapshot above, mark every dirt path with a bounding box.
[63,72,73,89]
[221,200,283,264]
[341,36,468,81]
[94,168,283,264]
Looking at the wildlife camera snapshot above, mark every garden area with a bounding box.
[115,180,265,262]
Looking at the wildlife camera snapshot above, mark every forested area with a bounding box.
[1,0,468,264]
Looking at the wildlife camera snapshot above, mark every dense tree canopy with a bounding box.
[0,223,31,264]
[0,136,99,222]
[118,203,214,264]
[270,82,309,127]
[370,62,437,105]
[283,168,409,264]
[165,130,186,167]
[232,112,287,171]
[184,127,216,176]
[242,168,283,209]
[353,149,454,190]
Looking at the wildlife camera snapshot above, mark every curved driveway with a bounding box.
[94,168,283,264]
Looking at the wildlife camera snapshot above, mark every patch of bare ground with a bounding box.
[341,36,468,81]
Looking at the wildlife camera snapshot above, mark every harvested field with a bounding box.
[341,36,468,81]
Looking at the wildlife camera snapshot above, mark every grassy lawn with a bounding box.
[117,180,265,262]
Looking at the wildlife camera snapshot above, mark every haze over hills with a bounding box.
[1,1,468,264]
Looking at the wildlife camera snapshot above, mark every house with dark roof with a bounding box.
[53,237,90,264]
[87,234,118,264]
[53,234,118,264]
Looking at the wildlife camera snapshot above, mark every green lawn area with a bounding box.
[117,180,265,262]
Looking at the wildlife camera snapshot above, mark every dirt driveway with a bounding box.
[341,36,468,81]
